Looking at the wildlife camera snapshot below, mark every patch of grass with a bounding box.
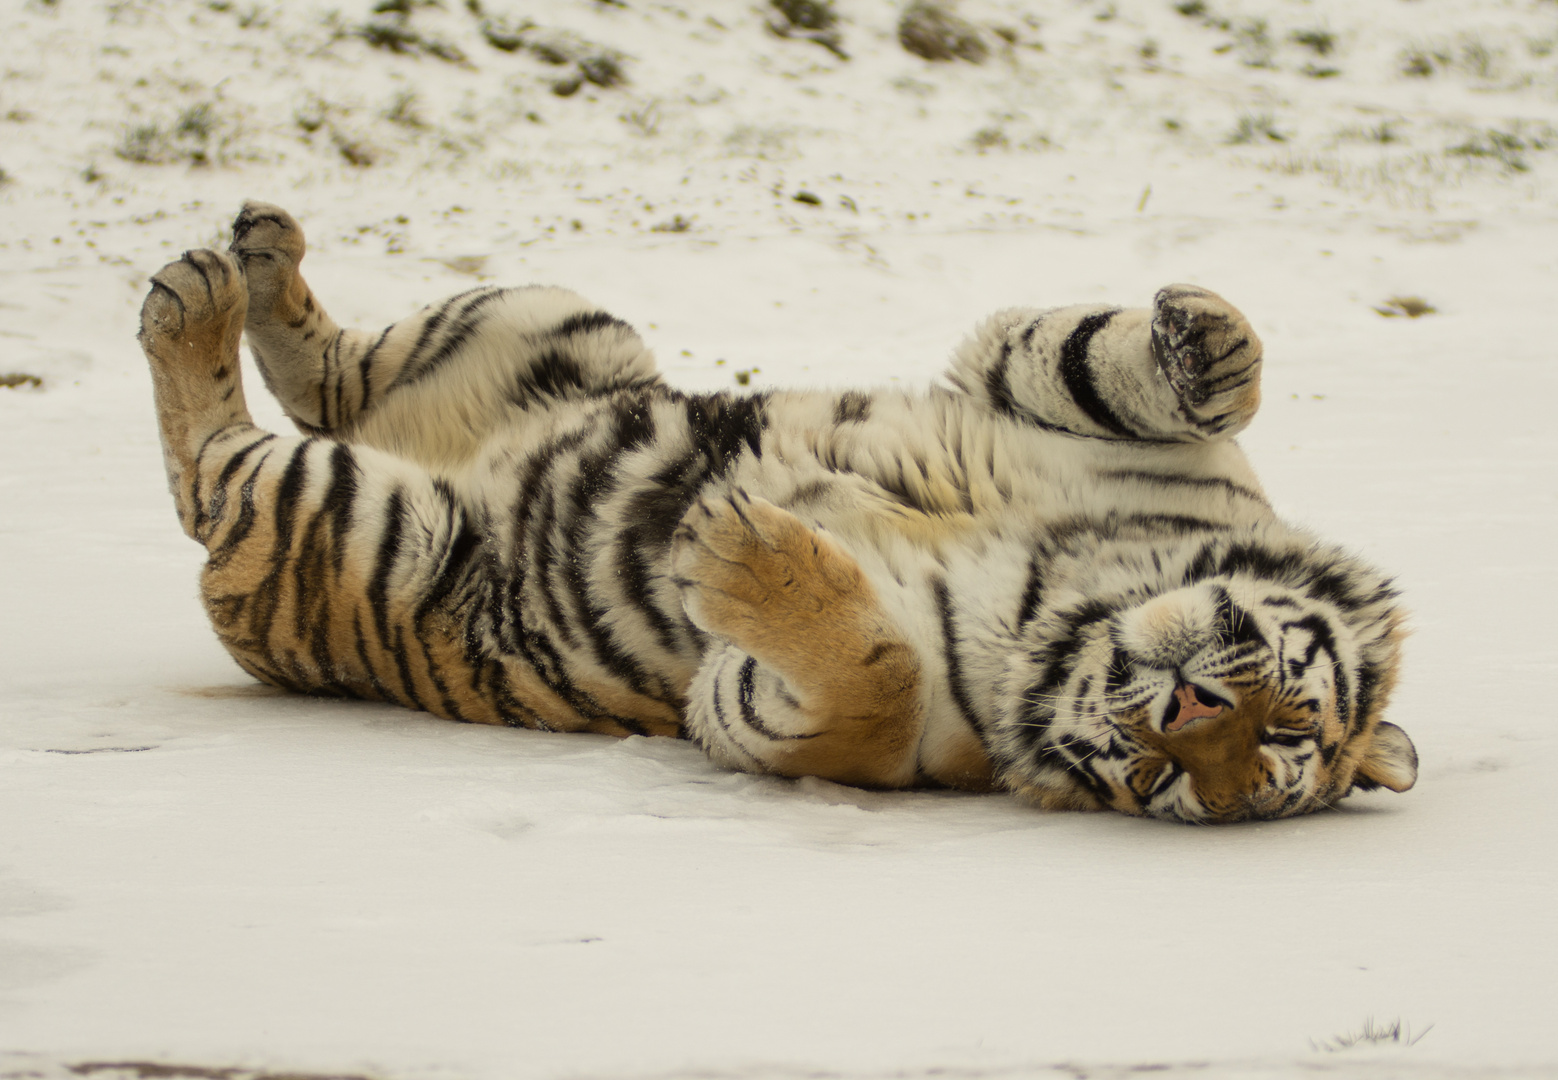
[650,214,694,232]
[1448,127,1542,172]
[792,189,822,205]
[1374,296,1436,318]
[620,99,661,137]
[1400,37,1498,80]
[383,89,427,129]
[0,166,12,188]
[1173,0,1206,16]
[1459,37,1497,79]
[479,15,531,51]
[355,18,467,64]
[970,126,1007,151]
[514,30,628,93]
[175,102,218,142]
[724,124,796,160]
[116,102,226,166]
[767,0,847,59]
[1227,112,1287,144]
[772,0,834,32]
[1233,18,1274,68]
[332,131,377,167]
[1302,64,1341,78]
[1291,27,1335,56]
[1336,120,1403,145]
[1314,1017,1433,1051]
[116,123,168,163]
[294,97,328,133]
[579,53,624,88]
[899,1,988,64]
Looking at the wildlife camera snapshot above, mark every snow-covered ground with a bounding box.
[3,1,1558,1077]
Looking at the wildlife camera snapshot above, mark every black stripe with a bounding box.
[511,350,587,405]
[1058,309,1139,438]
[555,416,663,697]
[703,654,766,767]
[412,484,484,722]
[329,333,348,428]
[834,391,872,425]
[985,342,1020,418]
[205,446,276,569]
[382,288,491,393]
[1096,468,1267,507]
[356,326,394,414]
[931,576,988,741]
[1212,586,1265,651]
[195,432,276,539]
[365,487,426,710]
[389,288,507,393]
[321,442,359,575]
[352,609,396,703]
[1015,555,1045,630]
[1020,315,1045,347]
[736,656,817,741]
[1118,512,1228,536]
[244,443,314,647]
[498,428,642,728]
[552,310,630,337]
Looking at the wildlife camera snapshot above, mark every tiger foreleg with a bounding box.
[949,285,1263,441]
[672,492,925,788]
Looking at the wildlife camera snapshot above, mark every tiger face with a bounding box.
[1015,579,1416,823]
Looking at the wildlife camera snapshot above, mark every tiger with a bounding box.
[134,201,1418,824]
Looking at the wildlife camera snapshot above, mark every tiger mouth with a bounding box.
[1163,683,1232,732]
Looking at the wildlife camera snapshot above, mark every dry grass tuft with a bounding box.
[899,2,988,64]
[1374,296,1437,318]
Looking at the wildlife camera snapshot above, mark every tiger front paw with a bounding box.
[670,491,877,668]
[1151,285,1263,435]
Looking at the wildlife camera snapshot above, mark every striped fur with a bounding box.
[135,201,1416,824]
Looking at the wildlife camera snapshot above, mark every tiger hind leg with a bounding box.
[139,249,259,539]
[672,492,925,788]
[950,284,1263,441]
[230,201,663,473]
[140,249,504,720]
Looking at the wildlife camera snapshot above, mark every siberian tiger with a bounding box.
[136,201,1418,824]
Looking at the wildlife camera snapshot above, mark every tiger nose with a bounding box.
[1166,682,1226,732]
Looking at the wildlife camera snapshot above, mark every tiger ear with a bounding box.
[1351,721,1418,793]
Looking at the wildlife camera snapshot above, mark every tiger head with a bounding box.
[1003,556,1415,823]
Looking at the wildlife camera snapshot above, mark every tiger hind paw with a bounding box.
[1152,285,1263,436]
[139,249,248,372]
[228,201,308,324]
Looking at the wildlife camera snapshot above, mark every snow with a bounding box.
[2,0,1558,1077]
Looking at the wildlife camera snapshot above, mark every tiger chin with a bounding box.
[135,200,1417,825]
